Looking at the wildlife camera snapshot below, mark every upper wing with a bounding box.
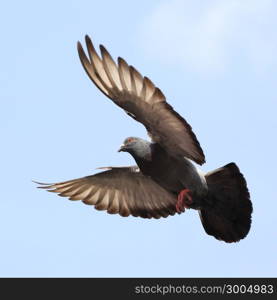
[35,166,179,219]
[77,35,205,165]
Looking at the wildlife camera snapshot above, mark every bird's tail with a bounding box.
[199,163,252,243]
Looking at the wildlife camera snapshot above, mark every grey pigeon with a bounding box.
[36,35,252,243]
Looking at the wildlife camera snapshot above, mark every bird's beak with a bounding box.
[118,144,126,152]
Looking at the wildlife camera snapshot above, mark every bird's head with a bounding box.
[118,137,151,160]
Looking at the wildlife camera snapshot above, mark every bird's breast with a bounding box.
[138,153,207,197]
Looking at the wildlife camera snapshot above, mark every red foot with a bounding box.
[176,189,193,213]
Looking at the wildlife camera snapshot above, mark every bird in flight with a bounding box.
[35,35,252,243]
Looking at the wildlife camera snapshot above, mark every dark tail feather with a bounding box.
[199,163,253,243]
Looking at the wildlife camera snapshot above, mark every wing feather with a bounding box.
[100,45,122,91]
[130,66,144,96]
[77,42,111,97]
[118,57,132,92]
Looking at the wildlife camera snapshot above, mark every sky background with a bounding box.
[1,0,276,277]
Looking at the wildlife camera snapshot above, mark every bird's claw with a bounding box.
[176,189,193,213]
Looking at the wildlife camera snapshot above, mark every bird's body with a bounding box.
[126,139,208,208]
[35,35,252,243]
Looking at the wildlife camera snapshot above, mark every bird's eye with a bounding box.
[127,138,134,143]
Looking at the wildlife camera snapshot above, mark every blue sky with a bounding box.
[1,0,276,277]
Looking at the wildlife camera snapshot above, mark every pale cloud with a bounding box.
[138,0,277,74]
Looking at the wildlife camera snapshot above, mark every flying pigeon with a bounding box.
[35,35,252,243]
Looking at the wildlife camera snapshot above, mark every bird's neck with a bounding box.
[130,149,151,163]
[129,143,157,175]
[131,154,152,176]
[129,143,152,169]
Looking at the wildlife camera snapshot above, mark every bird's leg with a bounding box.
[176,189,193,213]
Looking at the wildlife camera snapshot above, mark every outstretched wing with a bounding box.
[35,166,179,219]
[77,35,205,165]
